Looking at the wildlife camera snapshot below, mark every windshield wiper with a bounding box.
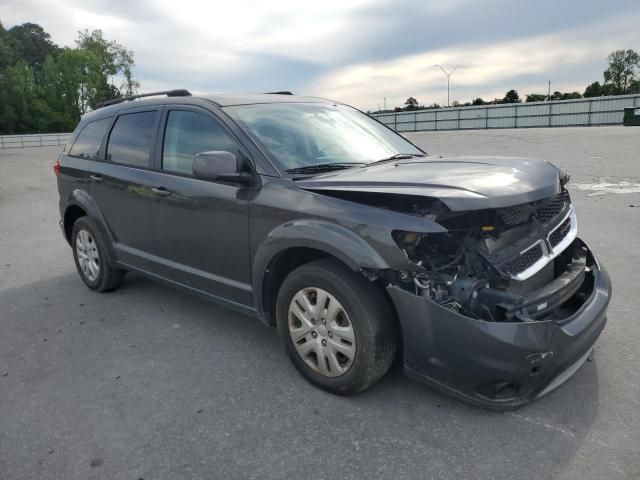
[365,153,426,167]
[285,162,365,174]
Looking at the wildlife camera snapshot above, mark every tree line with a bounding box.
[372,49,640,114]
[2,21,639,131]
[0,21,139,134]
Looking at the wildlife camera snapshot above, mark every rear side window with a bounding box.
[162,110,239,175]
[69,118,111,159]
[106,111,158,167]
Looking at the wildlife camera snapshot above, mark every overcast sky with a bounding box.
[2,0,640,110]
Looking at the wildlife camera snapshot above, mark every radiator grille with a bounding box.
[502,243,544,276]
[549,216,572,247]
[536,191,570,224]
[498,191,570,226]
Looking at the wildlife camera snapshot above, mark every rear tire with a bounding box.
[276,258,396,395]
[71,216,124,292]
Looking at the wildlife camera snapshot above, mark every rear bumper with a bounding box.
[387,238,611,409]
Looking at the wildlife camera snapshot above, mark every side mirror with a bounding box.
[192,151,251,185]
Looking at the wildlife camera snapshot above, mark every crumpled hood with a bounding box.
[296,156,562,211]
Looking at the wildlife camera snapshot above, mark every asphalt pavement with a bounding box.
[1,126,638,479]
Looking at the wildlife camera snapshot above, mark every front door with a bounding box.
[141,106,253,306]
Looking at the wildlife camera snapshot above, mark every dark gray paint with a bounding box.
[389,241,611,408]
[57,93,611,408]
[297,156,561,211]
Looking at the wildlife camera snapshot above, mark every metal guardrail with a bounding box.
[0,133,71,149]
[372,94,640,132]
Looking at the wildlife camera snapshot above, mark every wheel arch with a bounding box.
[252,220,393,326]
[63,189,117,266]
[63,204,87,244]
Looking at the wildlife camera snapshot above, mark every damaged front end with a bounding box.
[392,189,587,323]
[383,188,611,407]
[296,158,610,407]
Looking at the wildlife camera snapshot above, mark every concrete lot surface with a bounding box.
[1,126,639,479]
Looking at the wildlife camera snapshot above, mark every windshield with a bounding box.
[225,103,423,172]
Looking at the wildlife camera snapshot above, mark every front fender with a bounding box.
[252,219,391,324]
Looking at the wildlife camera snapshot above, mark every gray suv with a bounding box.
[56,90,611,408]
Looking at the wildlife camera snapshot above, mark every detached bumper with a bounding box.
[387,239,611,409]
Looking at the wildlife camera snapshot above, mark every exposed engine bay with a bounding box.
[304,163,593,324]
[389,188,595,322]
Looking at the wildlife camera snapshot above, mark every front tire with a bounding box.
[276,258,396,395]
[71,217,123,292]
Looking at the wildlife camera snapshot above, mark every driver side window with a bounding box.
[163,110,239,175]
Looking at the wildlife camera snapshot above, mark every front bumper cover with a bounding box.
[387,238,611,409]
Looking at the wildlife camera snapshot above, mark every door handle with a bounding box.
[89,175,104,183]
[151,187,172,197]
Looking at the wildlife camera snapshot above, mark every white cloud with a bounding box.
[155,0,375,62]
[1,0,639,108]
[310,13,640,109]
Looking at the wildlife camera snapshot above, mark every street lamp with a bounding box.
[434,65,458,107]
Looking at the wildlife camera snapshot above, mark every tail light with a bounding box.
[53,159,60,176]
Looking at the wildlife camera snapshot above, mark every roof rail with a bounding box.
[96,89,192,109]
[264,91,293,95]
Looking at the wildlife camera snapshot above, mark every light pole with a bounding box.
[434,65,458,107]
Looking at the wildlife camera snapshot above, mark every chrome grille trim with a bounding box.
[546,205,578,258]
[502,241,545,276]
[536,190,570,224]
[510,205,578,281]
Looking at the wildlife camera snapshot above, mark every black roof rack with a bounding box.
[264,91,293,95]
[96,89,192,109]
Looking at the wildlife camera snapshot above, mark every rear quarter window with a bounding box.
[69,118,111,159]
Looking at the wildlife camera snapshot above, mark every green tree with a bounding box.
[0,61,52,133]
[603,49,640,95]
[42,48,95,124]
[76,29,139,106]
[502,89,521,104]
[0,21,15,69]
[0,22,140,133]
[563,91,582,100]
[525,94,547,102]
[471,98,485,106]
[584,81,607,97]
[404,96,419,111]
[8,22,58,70]
[550,91,581,101]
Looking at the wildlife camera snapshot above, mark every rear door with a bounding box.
[59,116,112,206]
[140,105,254,306]
[89,106,162,264]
